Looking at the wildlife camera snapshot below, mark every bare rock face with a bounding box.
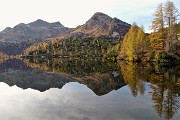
[64,12,131,40]
[85,12,112,28]
[0,12,130,55]
[0,19,72,55]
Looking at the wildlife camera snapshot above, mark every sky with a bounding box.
[1,82,178,120]
[0,0,179,33]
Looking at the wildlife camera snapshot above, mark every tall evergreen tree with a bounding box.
[151,3,164,39]
[164,1,179,54]
[128,23,138,61]
[119,23,145,61]
[136,26,145,56]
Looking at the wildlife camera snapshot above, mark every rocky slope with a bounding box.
[0,19,71,55]
[59,12,131,40]
[0,12,130,55]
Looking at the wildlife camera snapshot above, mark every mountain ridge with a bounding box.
[0,59,126,96]
[0,19,72,55]
[0,12,131,55]
[58,12,131,40]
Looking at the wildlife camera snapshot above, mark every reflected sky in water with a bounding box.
[0,59,179,120]
[0,82,179,120]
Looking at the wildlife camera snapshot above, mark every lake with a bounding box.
[0,58,179,120]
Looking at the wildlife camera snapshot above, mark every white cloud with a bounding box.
[0,0,179,32]
[0,82,160,120]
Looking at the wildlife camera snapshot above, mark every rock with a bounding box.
[59,12,131,41]
[0,19,72,55]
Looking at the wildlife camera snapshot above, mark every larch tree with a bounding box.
[164,0,179,54]
[151,3,165,40]
[136,26,145,56]
[119,23,140,61]
[128,23,138,61]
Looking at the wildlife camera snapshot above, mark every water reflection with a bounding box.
[0,58,179,120]
[0,59,75,92]
[0,82,160,120]
[119,61,180,120]
[0,59,125,95]
[149,67,180,120]
[22,58,126,96]
[23,58,120,76]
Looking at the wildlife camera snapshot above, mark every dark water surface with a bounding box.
[0,58,179,120]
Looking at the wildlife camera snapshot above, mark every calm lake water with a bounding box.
[0,58,179,120]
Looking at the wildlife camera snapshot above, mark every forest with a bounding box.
[119,1,180,62]
[22,1,180,63]
[23,36,120,59]
[23,57,180,120]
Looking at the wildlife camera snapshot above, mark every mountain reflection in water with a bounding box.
[0,58,179,120]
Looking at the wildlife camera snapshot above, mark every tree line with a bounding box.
[22,0,179,63]
[119,0,179,62]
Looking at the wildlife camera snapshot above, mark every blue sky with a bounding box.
[0,0,179,32]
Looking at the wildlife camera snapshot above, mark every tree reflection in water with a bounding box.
[22,58,125,96]
[22,58,180,120]
[119,61,180,120]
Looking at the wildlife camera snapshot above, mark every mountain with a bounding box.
[0,59,126,95]
[23,12,131,57]
[21,58,126,95]
[0,59,75,92]
[74,72,126,96]
[0,19,72,55]
[59,12,131,40]
[0,12,130,55]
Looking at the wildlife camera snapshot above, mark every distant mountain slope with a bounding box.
[0,19,72,55]
[60,12,131,40]
[0,12,130,55]
[23,12,131,57]
[0,59,126,95]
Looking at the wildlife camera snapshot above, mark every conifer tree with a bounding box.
[128,23,138,61]
[164,0,179,54]
[151,3,164,39]
[136,26,145,56]
[120,23,144,61]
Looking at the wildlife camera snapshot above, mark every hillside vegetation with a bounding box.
[119,1,179,62]
[22,1,179,63]
[23,37,119,58]
[23,12,130,59]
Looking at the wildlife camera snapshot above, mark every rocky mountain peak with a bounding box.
[51,21,64,27]
[13,23,28,30]
[92,12,110,18]
[0,19,72,55]
[29,19,49,27]
[35,19,46,22]
[1,27,12,33]
[86,12,112,27]
[0,12,131,55]
[69,12,131,39]
[28,19,63,28]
